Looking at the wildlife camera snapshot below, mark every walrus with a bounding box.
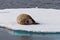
[16,14,38,25]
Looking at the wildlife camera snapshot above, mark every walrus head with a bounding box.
[16,14,39,25]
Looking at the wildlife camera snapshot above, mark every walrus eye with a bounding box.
[26,20,29,23]
[23,19,29,25]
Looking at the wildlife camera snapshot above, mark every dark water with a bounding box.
[0,0,60,9]
[0,29,55,40]
[1,29,60,40]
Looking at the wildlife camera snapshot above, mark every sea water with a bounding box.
[8,29,60,40]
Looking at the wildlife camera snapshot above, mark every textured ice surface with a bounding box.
[0,8,60,32]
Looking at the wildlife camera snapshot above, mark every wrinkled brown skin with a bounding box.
[16,14,36,25]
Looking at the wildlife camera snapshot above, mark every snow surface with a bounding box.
[0,8,60,32]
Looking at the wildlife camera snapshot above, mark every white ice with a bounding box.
[0,8,60,32]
